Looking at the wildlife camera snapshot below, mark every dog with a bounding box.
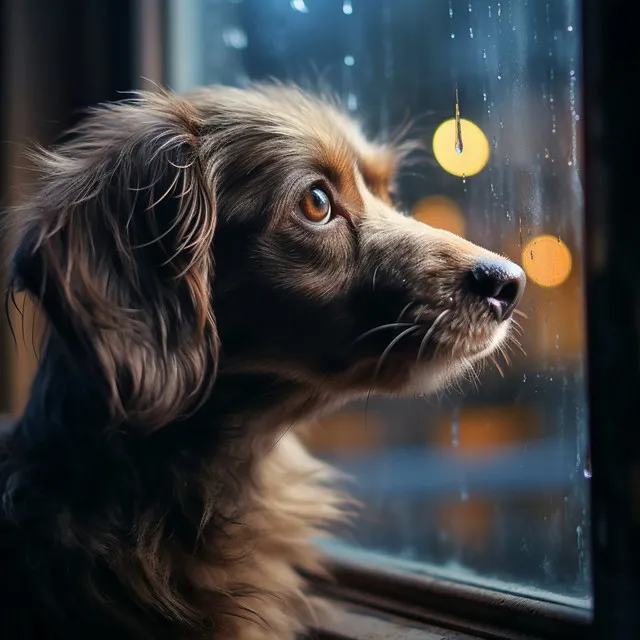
[0,84,525,639]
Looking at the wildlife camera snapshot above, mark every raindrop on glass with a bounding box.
[222,26,248,50]
[290,0,308,13]
[454,88,463,154]
[344,55,355,66]
[567,25,574,31]
[584,444,593,478]
[452,406,460,447]
[450,33,455,39]
[347,92,358,111]
[342,0,353,15]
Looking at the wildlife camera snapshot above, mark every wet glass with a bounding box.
[168,0,591,607]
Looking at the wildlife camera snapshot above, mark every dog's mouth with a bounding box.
[346,261,526,393]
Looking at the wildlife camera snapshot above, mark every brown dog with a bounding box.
[0,84,525,639]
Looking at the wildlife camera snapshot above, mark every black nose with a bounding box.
[469,259,526,321]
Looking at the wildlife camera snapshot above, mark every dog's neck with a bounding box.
[15,334,326,471]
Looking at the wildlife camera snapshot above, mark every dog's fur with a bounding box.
[0,84,524,639]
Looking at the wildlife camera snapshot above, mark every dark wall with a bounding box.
[0,0,142,413]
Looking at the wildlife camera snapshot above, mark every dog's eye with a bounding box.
[298,187,332,225]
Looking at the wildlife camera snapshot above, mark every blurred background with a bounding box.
[0,0,590,606]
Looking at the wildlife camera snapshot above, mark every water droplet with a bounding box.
[497,3,502,17]
[570,69,576,76]
[460,484,469,501]
[461,173,466,184]
[448,2,454,18]
[523,373,527,382]
[468,3,472,12]
[482,48,487,59]
[222,26,248,50]
[452,406,460,447]
[575,114,581,121]
[584,444,593,478]
[544,148,550,158]
[450,33,455,39]
[492,136,497,150]
[343,55,355,66]
[469,27,474,38]
[454,88,463,154]
[567,25,574,31]
[347,92,358,111]
[482,91,487,102]
[342,0,353,15]
[290,0,308,12]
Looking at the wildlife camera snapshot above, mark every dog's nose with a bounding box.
[468,258,526,321]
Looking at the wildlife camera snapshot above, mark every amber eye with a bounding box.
[298,187,332,224]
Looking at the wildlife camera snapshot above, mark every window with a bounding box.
[168,0,591,613]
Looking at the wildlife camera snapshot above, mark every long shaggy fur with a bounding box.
[0,84,523,639]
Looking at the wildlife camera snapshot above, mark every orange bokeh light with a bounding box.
[522,234,573,288]
[412,195,466,237]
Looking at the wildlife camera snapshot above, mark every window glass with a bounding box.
[169,0,591,606]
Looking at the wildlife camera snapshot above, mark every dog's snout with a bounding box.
[468,258,526,321]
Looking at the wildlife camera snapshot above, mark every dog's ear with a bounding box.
[8,91,218,429]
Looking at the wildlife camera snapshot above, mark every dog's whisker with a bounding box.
[416,309,450,362]
[490,356,505,378]
[513,308,529,320]
[371,265,380,291]
[352,322,414,345]
[396,300,416,324]
[498,345,511,366]
[374,325,420,379]
[510,337,527,356]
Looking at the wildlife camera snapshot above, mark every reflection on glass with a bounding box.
[169,0,591,606]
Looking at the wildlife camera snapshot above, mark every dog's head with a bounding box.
[9,84,524,429]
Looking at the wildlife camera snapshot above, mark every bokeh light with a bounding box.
[412,195,466,237]
[432,118,490,177]
[522,234,573,288]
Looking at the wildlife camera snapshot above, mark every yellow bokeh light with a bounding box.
[432,118,490,177]
[522,234,572,288]
[412,195,466,237]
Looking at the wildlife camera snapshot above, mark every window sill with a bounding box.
[307,556,593,640]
